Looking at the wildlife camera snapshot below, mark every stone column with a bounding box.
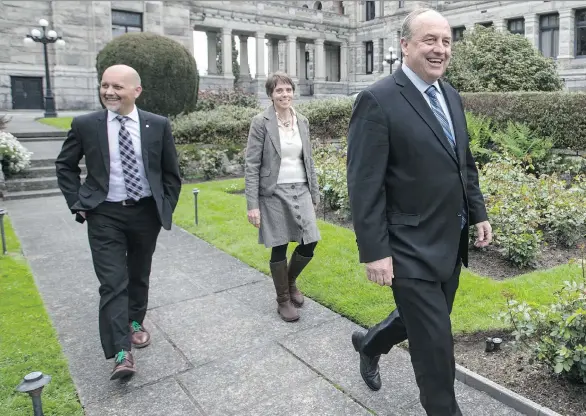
[297,42,307,80]
[524,14,539,49]
[207,32,218,75]
[286,35,297,78]
[314,39,326,81]
[268,38,279,73]
[255,32,266,79]
[340,41,348,81]
[238,35,251,79]
[221,27,233,78]
[558,9,575,60]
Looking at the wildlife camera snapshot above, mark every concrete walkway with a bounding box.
[4,196,522,416]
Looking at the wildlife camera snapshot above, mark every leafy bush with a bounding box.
[0,131,32,175]
[96,32,199,117]
[171,105,259,146]
[462,92,586,151]
[196,88,260,111]
[171,98,354,147]
[465,112,497,166]
[479,156,544,266]
[445,25,563,92]
[498,265,586,383]
[296,97,353,143]
[479,154,586,266]
[313,138,350,217]
[198,148,226,180]
[491,121,554,173]
[541,176,586,248]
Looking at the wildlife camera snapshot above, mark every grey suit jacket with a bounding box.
[245,105,320,210]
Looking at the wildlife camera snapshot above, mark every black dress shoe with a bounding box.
[352,330,382,391]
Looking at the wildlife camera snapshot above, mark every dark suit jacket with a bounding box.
[346,68,488,282]
[55,108,182,230]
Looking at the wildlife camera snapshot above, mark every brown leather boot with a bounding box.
[110,350,136,380]
[288,251,313,307]
[269,260,299,322]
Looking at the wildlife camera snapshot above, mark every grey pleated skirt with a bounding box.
[258,182,321,248]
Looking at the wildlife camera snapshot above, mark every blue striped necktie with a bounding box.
[424,86,467,228]
[116,115,143,201]
[425,85,456,151]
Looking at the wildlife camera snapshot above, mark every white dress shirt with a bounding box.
[276,110,307,184]
[105,106,152,202]
[401,64,455,139]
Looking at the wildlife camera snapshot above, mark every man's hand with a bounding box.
[365,256,394,286]
[474,221,492,248]
[247,208,261,228]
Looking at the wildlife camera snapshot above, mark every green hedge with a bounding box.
[171,93,586,151]
[171,97,353,146]
[461,92,586,151]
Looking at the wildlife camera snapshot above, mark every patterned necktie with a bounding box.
[116,115,143,201]
[424,86,467,228]
[425,85,456,151]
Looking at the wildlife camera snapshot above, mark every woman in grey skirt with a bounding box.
[244,71,321,322]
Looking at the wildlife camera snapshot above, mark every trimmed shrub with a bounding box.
[445,25,563,92]
[195,88,260,111]
[462,92,586,151]
[96,32,199,117]
[171,98,354,147]
[296,97,353,143]
[171,105,258,146]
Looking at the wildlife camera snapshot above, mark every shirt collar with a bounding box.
[108,106,139,123]
[401,64,442,97]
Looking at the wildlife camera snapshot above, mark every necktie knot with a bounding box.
[116,115,128,126]
[425,85,438,99]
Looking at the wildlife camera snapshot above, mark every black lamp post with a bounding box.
[383,46,400,74]
[23,19,66,118]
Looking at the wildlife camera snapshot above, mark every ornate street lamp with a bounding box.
[23,19,66,118]
[383,46,400,75]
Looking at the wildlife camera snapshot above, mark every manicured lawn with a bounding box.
[0,217,83,415]
[173,178,581,334]
[38,117,72,130]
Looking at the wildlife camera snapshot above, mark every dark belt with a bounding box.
[112,196,153,207]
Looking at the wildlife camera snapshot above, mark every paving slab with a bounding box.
[3,195,526,415]
[83,378,204,416]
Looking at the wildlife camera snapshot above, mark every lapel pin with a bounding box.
[146,124,149,128]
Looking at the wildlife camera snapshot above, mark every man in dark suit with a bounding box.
[347,9,492,415]
[56,64,182,380]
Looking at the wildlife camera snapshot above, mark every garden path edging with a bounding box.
[455,363,562,416]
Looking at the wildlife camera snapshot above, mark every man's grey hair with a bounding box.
[401,8,436,40]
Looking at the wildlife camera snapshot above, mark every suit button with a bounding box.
[293,195,298,200]
[294,205,299,209]
[296,215,301,219]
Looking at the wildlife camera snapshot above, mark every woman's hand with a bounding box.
[247,209,261,228]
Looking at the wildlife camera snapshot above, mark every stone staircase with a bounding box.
[3,132,86,200]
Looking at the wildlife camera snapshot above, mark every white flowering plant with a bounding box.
[0,131,33,175]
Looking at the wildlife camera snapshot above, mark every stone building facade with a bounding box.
[2,0,586,111]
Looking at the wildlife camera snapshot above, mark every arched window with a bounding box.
[313,1,322,10]
[302,4,309,8]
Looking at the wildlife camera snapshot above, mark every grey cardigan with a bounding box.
[244,105,320,210]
